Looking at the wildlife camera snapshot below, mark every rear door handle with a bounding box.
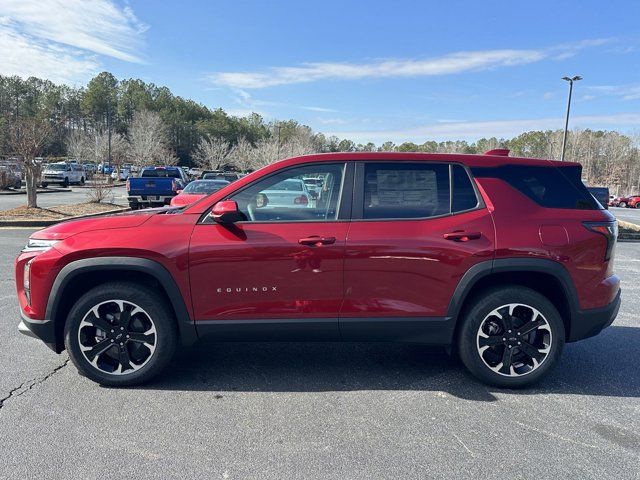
[298,236,336,246]
[443,231,482,242]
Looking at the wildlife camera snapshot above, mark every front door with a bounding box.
[189,162,352,340]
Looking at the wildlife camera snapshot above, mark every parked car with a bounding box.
[16,150,620,388]
[41,162,85,188]
[81,162,97,178]
[126,166,189,209]
[628,195,640,208]
[258,178,313,209]
[202,171,241,183]
[111,167,131,181]
[0,164,22,189]
[587,186,610,210]
[170,179,230,207]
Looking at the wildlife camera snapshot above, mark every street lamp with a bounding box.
[560,75,582,161]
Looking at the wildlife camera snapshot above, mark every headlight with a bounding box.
[22,239,59,252]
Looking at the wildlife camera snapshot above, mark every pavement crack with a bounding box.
[0,358,69,410]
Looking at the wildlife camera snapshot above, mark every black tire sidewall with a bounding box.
[458,286,565,388]
[64,282,177,387]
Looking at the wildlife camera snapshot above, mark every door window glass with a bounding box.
[452,164,479,212]
[363,163,450,219]
[229,163,345,222]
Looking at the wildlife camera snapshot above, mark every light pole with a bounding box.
[560,75,582,161]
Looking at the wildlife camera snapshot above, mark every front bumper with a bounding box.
[569,289,621,342]
[18,311,60,353]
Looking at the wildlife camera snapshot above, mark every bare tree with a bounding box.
[127,110,170,168]
[86,175,113,203]
[228,137,254,172]
[7,117,54,208]
[66,130,93,161]
[250,137,281,170]
[193,137,231,170]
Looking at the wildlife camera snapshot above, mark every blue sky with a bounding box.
[1,0,639,143]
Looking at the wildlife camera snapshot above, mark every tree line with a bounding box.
[1,72,638,207]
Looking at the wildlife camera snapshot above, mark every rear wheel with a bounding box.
[458,287,564,388]
[620,201,627,208]
[64,282,177,387]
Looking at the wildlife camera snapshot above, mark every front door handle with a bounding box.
[443,231,482,242]
[298,236,336,246]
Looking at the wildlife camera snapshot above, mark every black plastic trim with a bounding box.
[196,318,340,342]
[339,316,455,344]
[45,257,197,352]
[18,311,57,353]
[572,289,621,341]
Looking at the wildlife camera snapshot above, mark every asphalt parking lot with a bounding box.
[0,228,638,479]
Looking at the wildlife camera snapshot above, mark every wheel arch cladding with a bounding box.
[447,258,578,343]
[46,257,197,353]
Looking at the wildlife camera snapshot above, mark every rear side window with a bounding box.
[363,163,450,219]
[472,165,600,210]
[452,165,479,212]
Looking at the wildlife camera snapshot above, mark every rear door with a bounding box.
[341,161,495,342]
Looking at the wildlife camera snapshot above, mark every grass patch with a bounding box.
[0,202,124,221]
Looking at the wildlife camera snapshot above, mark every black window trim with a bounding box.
[351,160,484,222]
[199,161,354,225]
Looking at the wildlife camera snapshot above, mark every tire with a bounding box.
[41,183,48,189]
[457,286,565,388]
[62,178,69,188]
[80,176,85,185]
[620,202,627,208]
[64,282,177,387]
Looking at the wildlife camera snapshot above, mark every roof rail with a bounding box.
[484,149,510,156]
[483,148,510,156]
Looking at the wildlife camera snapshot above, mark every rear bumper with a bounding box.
[569,289,621,342]
[18,311,59,353]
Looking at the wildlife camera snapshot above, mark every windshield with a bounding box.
[266,179,303,191]
[183,180,228,194]
[46,164,68,171]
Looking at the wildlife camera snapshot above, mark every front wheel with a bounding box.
[64,282,177,387]
[457,287,565,388]
[62,178,69,188]
[619,202,627,208]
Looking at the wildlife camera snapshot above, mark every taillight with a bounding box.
[126,178,130,191]
[294,195,308,205]
[583,221,618,261]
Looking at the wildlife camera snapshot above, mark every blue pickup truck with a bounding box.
[126,166,190,209]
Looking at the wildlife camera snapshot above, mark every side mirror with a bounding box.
[212,200,244,224]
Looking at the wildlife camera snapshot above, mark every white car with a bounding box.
[111,168,131,181]
[41,162,85,188]
[260,178,312,208]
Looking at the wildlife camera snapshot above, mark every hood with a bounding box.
[31,208,168,240]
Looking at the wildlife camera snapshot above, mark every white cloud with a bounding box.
[324,113,640,143]
[0,0,146,84]
[206,39,609,89]
[588,84,640,101]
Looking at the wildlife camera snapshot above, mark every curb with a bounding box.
[0,206,130,228]
[73,183,126,189]
[0,188,71,196]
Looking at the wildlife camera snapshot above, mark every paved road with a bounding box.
[0,186,127,211]
[0,229,638,479]
[610,206,640,225]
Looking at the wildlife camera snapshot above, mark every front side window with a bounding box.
[229,163,345,222]
[363,163,450,219]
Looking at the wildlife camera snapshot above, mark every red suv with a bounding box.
[16,151,621,388]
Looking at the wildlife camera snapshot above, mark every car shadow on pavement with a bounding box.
[146,325,640,401]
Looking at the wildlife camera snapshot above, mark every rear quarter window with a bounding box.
[472,164,600,210]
